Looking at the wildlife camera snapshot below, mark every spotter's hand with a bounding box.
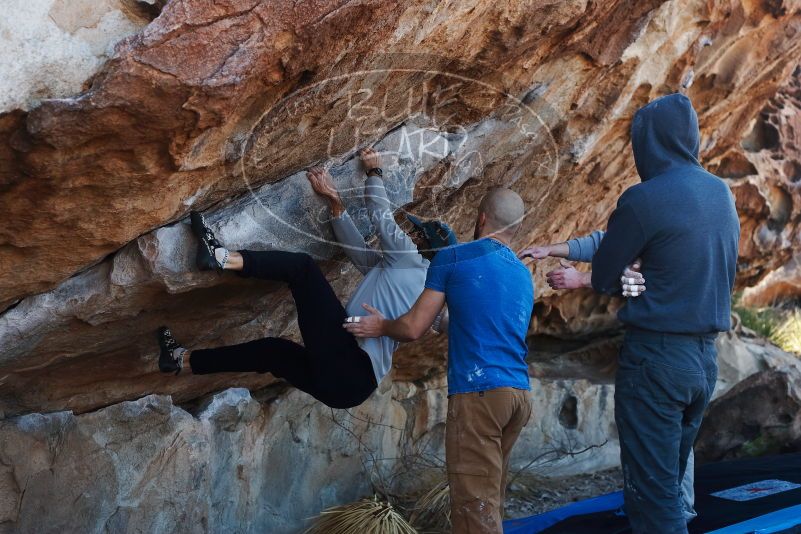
[343,303,386,338]
[517,245,551,261]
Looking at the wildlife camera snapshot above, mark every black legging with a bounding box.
[190,250,377,409]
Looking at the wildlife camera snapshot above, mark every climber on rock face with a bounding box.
[344,187,534,534]
[155,147,457,410]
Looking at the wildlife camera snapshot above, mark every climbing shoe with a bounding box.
[158,326,184,375]
[190,211,227,272]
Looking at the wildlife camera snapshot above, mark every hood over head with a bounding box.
[405,213,458,250]
[630,93,701,181]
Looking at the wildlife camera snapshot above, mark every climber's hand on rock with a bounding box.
[546,260,591,290]
[306,167,338,200]
[307,166,344,216]
[360,147,382,171]
[343,303,386,338]
[518,245,552,261]
[621,259,646,297]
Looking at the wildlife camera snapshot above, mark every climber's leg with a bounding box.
[157,325,315,391]
[222,251,243,271]
[237,250,377,407]
[167,250,375,407]
[190,337,315,392]
[189,336,372,407]
[237,251,354,353]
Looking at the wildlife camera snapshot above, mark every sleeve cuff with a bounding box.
[566,239,580,261]
[331,210,350,222]
[365,175,384,186]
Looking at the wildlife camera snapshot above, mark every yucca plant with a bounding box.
[304,495,417,534]
[408,481,450,533]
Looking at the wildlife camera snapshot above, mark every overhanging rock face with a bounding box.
[2,0,801,416]
[2,1,801,531]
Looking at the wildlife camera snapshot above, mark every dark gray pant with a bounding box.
[615,329,717,534]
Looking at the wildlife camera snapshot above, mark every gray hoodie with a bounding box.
[331,176,428,383]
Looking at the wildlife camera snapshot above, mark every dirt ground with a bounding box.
[402,467,624,532]
[504,467,624,519]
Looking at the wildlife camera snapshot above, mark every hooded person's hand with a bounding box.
[621,259,646,297]
[343,303,386,338]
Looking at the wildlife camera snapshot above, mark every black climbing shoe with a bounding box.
[158,326,184,375]
[190,210,226,272]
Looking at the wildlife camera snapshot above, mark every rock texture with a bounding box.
[696,364,801,462]
[3,0,801,532]
[1,332,793,534]
[2,0,801,416]
[0,379,613,534]
[733,66,801,301]
[0,0,155,113]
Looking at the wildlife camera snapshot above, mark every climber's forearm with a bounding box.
[328,195,345,218]
[364,176,418,260]
[330,211,382,275]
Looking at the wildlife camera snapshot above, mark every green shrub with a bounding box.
[773,310,801,355]
[734,305,783,340]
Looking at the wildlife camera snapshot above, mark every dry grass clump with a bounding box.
[408,481,450,533]
[304,496,417,534]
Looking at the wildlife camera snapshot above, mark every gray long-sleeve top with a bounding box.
[331,176,429,383]
[567,231,605,263]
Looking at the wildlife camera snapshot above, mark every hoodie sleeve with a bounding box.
[365,175,419,265]
[330,211,382,275]
[566,230,605,262]
[591,190,648,294]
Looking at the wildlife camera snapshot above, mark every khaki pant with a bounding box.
[446,387,532,533]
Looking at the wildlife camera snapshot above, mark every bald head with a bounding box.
[476,188,525,238]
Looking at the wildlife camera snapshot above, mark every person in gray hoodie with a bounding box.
[541,93,739,533]
[156,148,456,409]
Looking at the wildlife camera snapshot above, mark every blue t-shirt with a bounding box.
[425,238,534,395]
